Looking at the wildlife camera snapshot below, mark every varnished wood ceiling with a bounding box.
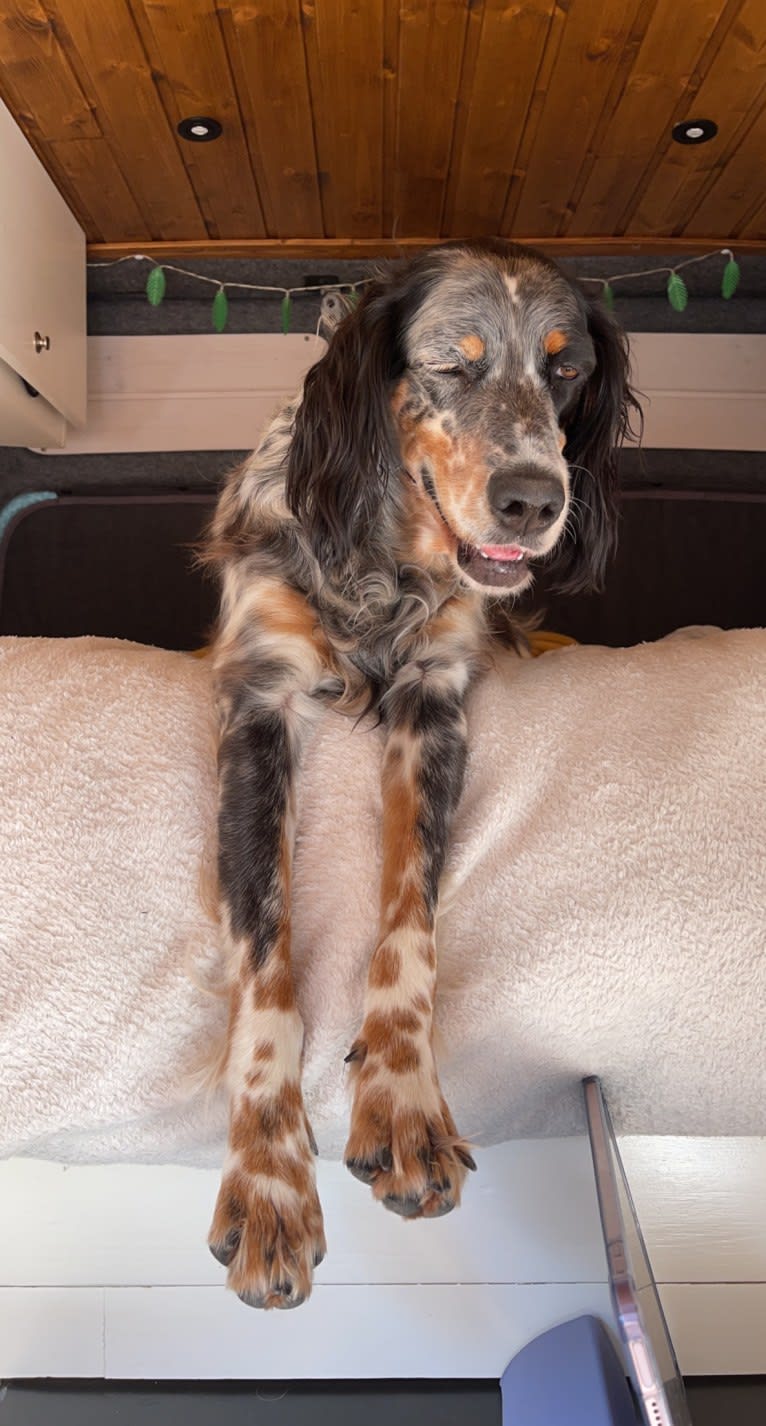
[1,0,765,258]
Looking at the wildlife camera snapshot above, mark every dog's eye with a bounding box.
[430,364,465,377]
[555,364,580,381]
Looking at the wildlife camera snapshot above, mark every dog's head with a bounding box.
[287,240,640,596]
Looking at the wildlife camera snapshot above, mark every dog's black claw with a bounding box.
[346,1156,377,1185]
[429,1197,455,1218]
[456,1147,478,1171]
[209,1228,240,1266]
[383,1193,422,1219]
[238,1282,305,1310]
[346,1144,394,1183]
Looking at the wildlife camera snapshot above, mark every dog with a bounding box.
[202,238,638,1309]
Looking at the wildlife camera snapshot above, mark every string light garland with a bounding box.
[87,247,741,331]
[87,253,372,332]
[578,247,740,314]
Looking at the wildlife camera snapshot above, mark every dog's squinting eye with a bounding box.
[555,364,580,381]
[430,364,465,376]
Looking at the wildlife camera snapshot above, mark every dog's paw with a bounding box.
[208,1165,326,1309]
[208,1088,325,1309]
[344,1042,476,1218]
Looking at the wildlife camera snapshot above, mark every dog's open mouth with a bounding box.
[456,540,531,589]
[417,470,533,591]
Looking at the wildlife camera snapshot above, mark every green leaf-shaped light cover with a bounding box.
[667,272,688,312]
[146,266,166,306]
[602,282,615,311]
[212,287,229,333]
[281,292,292,334]
[721,257,740,299]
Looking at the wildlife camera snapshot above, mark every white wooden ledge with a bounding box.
[31,332,766,454]
[1,1137,764,1379]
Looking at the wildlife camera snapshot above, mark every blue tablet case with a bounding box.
[500,1314,638,1424]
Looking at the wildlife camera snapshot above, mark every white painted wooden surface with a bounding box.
[35,333,327,455]
[103,1284,614,1380]
[661,1285,766,1377]
[1,1137,764,1379]
[32,332,766,455]
[0,1142,605,1288]
[629,332,766,452]
[0,356,66,447]
[0,97,86,430]
[0,1288,104,1378]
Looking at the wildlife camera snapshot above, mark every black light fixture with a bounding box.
[672,118,718,145]
[177,116,223,143]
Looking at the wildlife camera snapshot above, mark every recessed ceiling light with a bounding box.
[672,118,718,145]
[177,116,222,143]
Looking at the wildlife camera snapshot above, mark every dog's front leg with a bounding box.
[207,586,328,1309]
[344,628,478,1218]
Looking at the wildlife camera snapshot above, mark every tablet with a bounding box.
[583,1076,693,1426]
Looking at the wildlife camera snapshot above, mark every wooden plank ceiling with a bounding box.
[0,0,765,256]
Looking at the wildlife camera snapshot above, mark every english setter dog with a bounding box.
[203,239,637,1309]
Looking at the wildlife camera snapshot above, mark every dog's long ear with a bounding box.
[552,297,642,594]
[286,280,402,571]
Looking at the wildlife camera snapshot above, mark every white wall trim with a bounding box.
[33,332,766,455]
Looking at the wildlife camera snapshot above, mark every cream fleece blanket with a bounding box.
[1,629,764,1165]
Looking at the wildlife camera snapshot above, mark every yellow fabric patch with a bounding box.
[529,630,578,657]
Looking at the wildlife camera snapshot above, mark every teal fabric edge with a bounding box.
[0,491,58,545]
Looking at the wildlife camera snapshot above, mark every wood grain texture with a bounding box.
[738,192,766,240]
[2,0,762,246]
[381,0,400,236]
[442,0,555,239]
[630,0,766,236]
[392,0,470,236]
[85,235,766,260]
[125,0,265,239]
[301,0,384,238]
[683,94,766,237]
[567,0,732,236]
[217,0,323,238]
[45,0,207,239]
[507,0,649,237]
[48,136,151,241]
[0,0,98,140]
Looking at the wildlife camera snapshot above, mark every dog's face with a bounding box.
[288,240,638,596]
[392,247,598,594]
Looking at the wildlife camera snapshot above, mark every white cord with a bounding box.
[87,251,371,301]
[578,247,733,286]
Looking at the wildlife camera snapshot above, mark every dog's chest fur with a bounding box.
[215,425,491,715]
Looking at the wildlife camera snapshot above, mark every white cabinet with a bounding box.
[0,96,86,448]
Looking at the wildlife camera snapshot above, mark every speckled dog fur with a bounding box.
[203,239,638,1309]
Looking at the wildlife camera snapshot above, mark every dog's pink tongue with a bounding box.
[480,544,525,562]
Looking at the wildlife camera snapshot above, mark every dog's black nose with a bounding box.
[487,467,566,539]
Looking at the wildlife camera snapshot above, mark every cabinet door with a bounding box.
[0,97,86,426]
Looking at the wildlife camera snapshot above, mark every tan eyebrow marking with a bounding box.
[458,334,485,361]
[545,329,568,356]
